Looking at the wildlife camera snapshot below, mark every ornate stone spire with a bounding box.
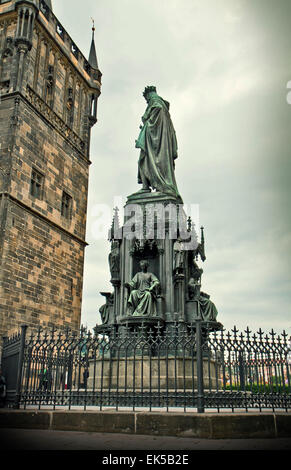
[88,19,98,70]
[109,207,121,241]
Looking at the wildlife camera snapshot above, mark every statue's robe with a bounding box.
[199,293,218,321]
[99,294,114,324]
[136,93,181,200]
[173,239,185,271]
[127,272,160,316]
[109,243,120,278]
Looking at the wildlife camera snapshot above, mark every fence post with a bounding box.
[14,325,27,409]
[196,319,205,413]
[238,352,245,391]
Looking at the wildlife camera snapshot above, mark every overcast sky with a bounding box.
[53,0,291,337]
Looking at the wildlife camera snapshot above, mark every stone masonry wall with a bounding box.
[0,195,84,338]
[0,2,101,341]
[0,94,88,340]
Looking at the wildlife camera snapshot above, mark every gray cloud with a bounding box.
[53,0,291,336]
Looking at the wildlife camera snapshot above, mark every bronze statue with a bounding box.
[99,292,114,324]
[125,260,160,316]
[173,237,185,273]
[198,292,218,322]
[109,240,120,279]
[135,86,181,200]
[188,279,218,322]
[191,258,204,283]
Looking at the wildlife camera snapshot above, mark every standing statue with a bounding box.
[109,240,120,279]
[173,237,185,273]
[190,258,204,284]
[125,260,160,316]
[135,86,181,200]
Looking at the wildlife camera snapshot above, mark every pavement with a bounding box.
[0,428,291,451]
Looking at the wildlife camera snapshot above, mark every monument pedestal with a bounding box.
[126,189,182,205]
[119,315,165,326]
[87,356,222,391]
[92,87,223,410]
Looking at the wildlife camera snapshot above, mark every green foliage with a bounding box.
[224,384,290,394]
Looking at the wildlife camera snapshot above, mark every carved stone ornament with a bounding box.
[25,85,85,155]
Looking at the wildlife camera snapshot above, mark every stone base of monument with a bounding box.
[119,315,165,326]
[126,189,182,205]
[87,356,222,391]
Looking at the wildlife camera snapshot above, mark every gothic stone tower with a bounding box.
[0,0,102,339]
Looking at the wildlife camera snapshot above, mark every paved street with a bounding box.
[0,428,290,451]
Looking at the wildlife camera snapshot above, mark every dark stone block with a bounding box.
[0,410,50,430]
[276,414,291,437]
[211,413,276,439]
[135,412,211,438]
[51,411,135,434]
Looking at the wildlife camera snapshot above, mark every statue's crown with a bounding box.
[143,86,157,98]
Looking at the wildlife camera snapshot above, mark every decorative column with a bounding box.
[14,4,36,92]
[157,239,165,317]
[174,271,185,320]
[173,236,186,321]
[110,279,121,324]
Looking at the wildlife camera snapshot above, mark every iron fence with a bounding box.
[1,322,290,412]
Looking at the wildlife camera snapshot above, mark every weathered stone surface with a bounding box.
[0,1,101,342]
[135,412,212,438]
[0,410,51,429]
[210,413,276,439]
[276,413,291,437]
[88,357,222,390]
[51,411,135,434]
[0,410,290,439]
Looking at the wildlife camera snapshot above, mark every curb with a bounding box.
[0,410,291,439]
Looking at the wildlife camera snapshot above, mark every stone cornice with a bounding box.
[24,86,91,163]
